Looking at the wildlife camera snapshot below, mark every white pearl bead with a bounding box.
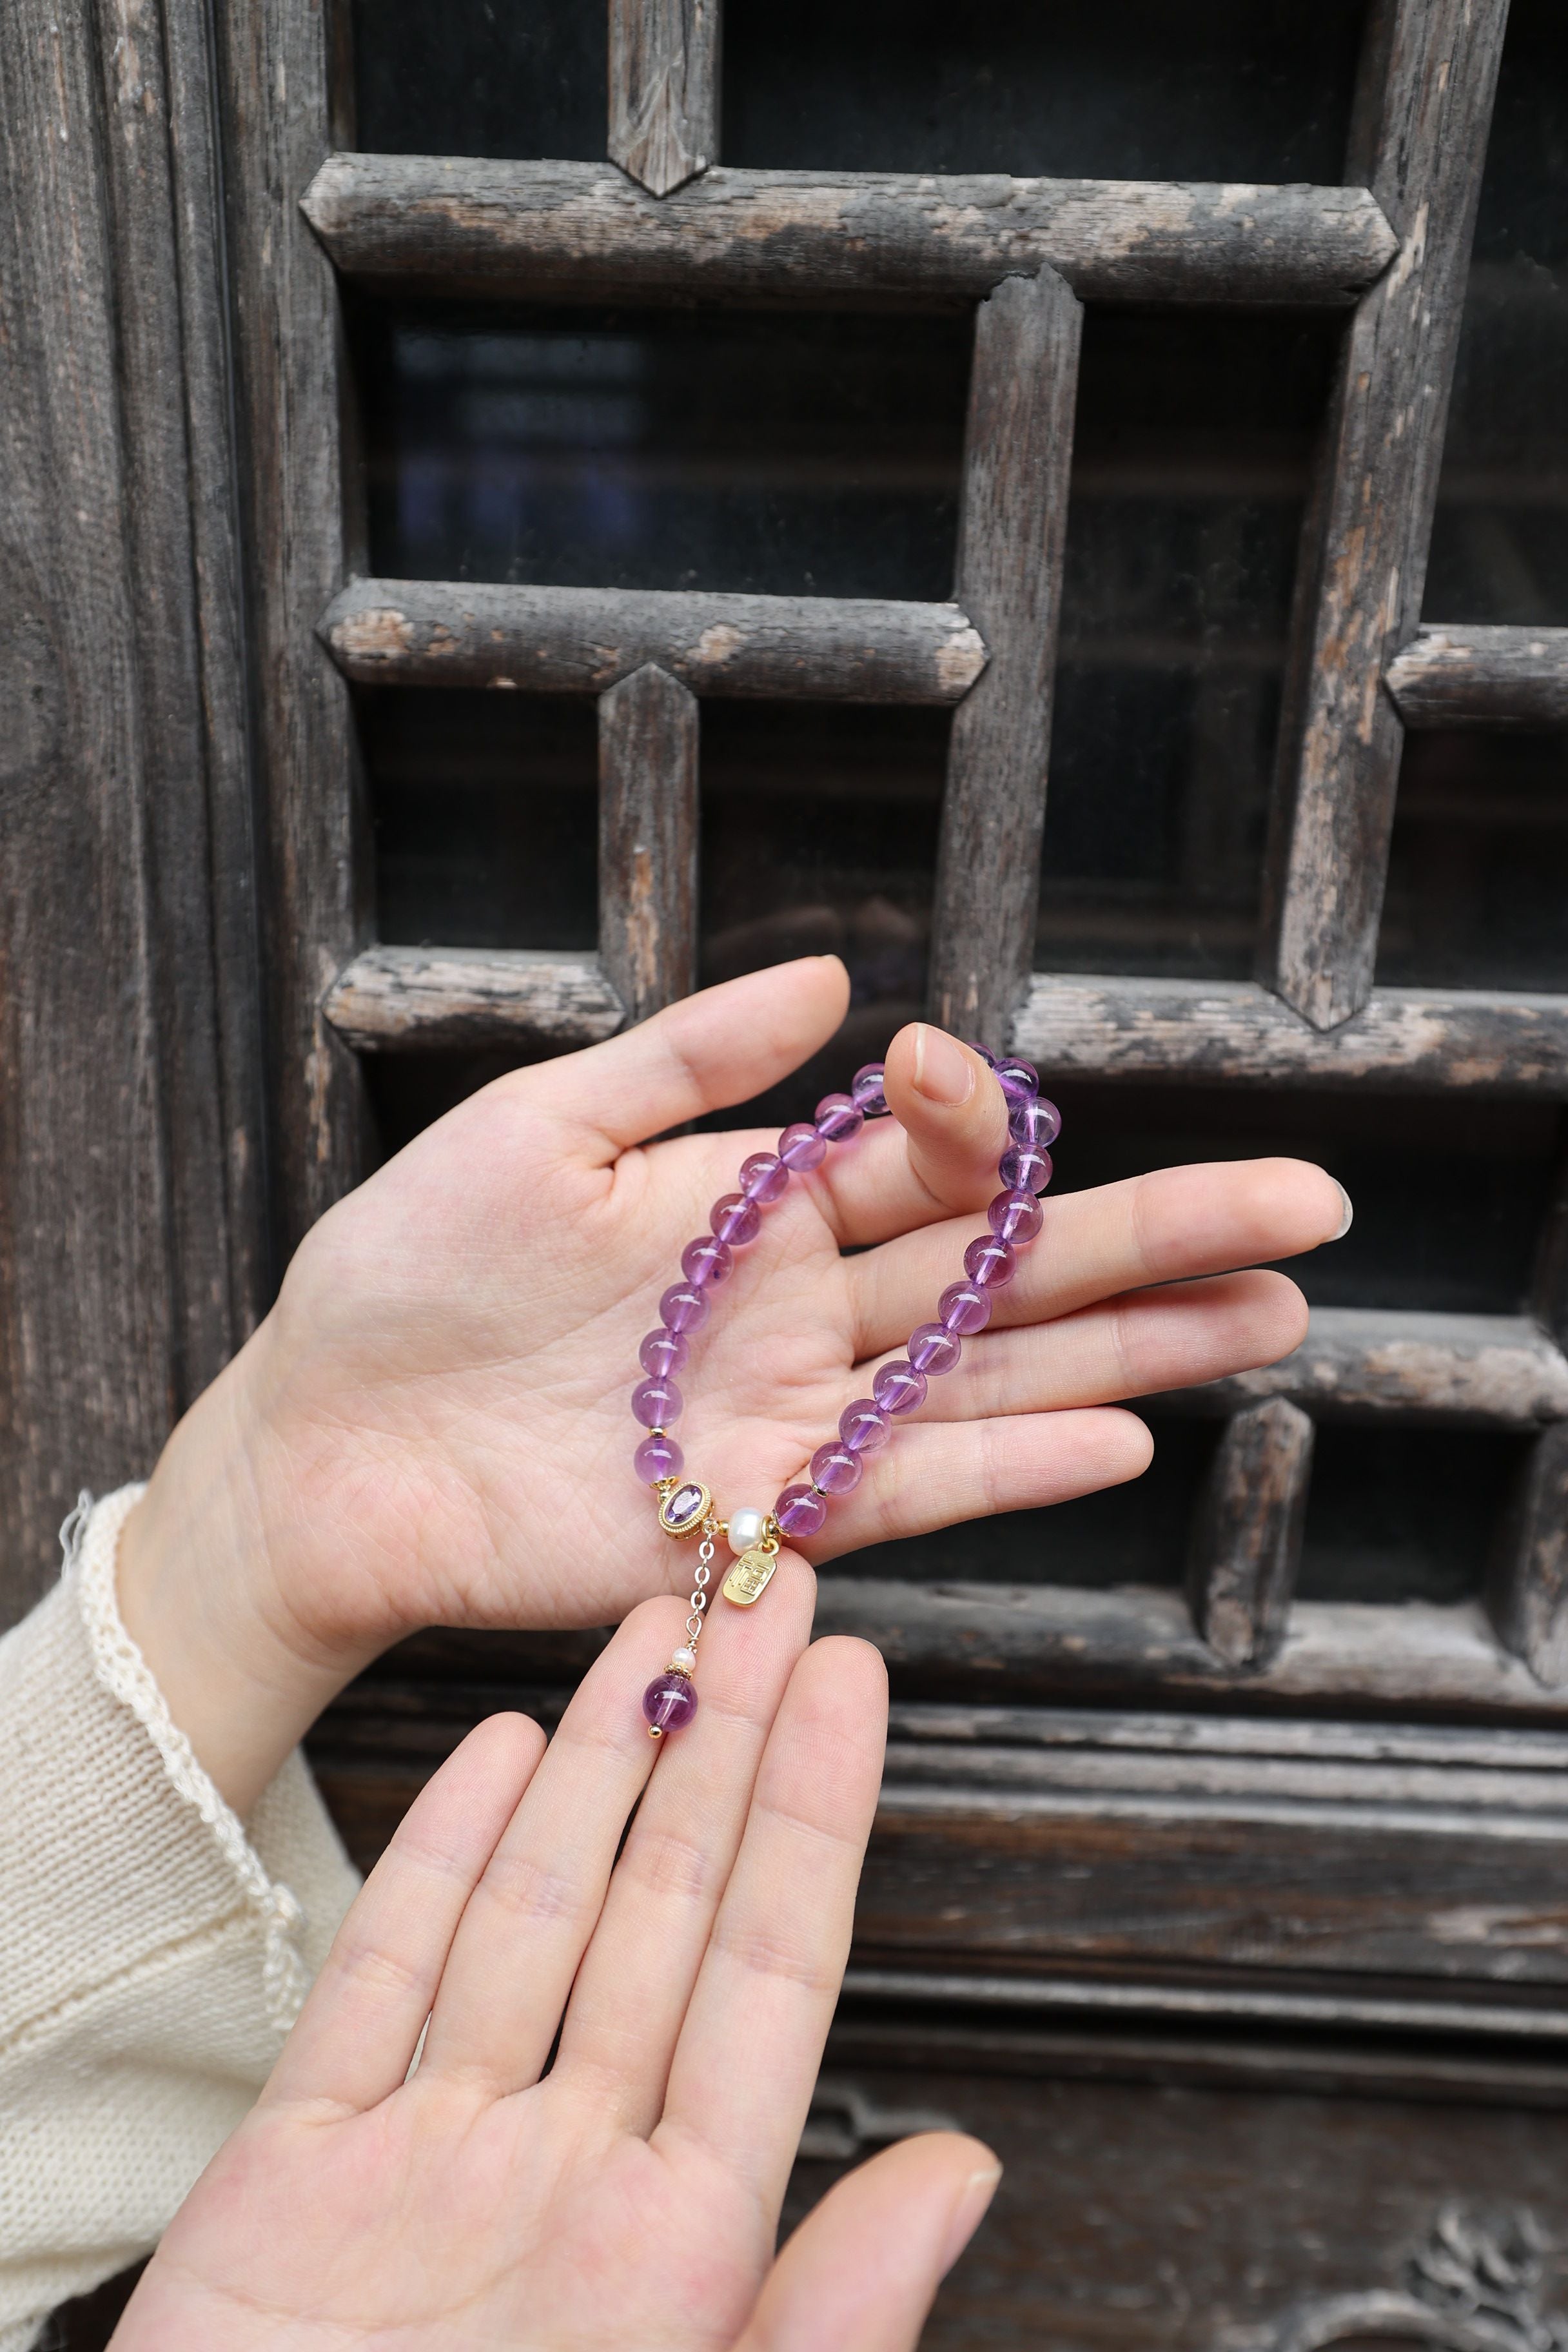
[727,1505,767,1555]
[670,1647,698,1676]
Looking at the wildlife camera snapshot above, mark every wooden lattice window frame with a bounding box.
[220,0,1568,1724]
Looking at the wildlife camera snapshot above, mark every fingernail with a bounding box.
[1333,1182,1354,1241]
[912,1024,975,1108]
[940,2162,1003,2277]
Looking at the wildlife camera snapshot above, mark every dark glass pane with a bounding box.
[1041,1081,1561,1317]
[1297,1427,1526,1605]
[698,703,948,1122]
[1037,310,1340,979]
[822,1420,1219,1592]
[725,0,1366,182]
[351,0,605,162]
[1378,729,1568,992]
[357,302,969,599]
[365,688,598,951]
[1424,0,1568,623]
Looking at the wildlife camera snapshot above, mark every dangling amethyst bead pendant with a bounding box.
[643,1667,698,1740]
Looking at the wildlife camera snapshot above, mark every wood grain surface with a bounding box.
[598,665,700,1023]
[217,0,369,1255]
[1188,1399,1315,1670]
[324,946,627,1053]
[1259,0,1511,1031]
[608,0,719,197]
[1013,972,1568,1095]
[318,578,987,702]
[930,269,1082,1046]
[0,0,262,1614]
[1387,625,1568,729]
[300,154,1398,308]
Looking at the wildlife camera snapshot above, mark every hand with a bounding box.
[119,957,1345,1808]
[112,1590,1000,2352]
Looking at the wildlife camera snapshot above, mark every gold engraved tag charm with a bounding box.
[722,1544,780,1607]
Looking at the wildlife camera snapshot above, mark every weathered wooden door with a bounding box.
[6,0,1568,2343]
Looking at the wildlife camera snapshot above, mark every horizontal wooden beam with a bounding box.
[1012,972,1568,1096]
[322,946,625,1052]
[1386,624,1568,729]
[1161,1307,1568,1431]
[814,1582,1568,1720]
[300,155,1397,308]
[318,579,986,704]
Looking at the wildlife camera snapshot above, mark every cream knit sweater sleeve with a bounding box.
[0,1486,362,2351]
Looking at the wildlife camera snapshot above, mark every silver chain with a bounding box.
[686,1526,716,1649]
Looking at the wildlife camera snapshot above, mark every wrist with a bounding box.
[116,1329,379,1816]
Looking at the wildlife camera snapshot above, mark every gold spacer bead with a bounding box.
[647,1723,664,1741]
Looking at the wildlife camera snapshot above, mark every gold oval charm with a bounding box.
[723,1545,779,1607]
[657,1480,712,1538]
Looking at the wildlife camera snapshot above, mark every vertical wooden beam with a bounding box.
[1489,1424,1568,1688]
[1489,1152,1568,1684]
[97,0,270,1364]
[608,0,720,198]
[598,664,700,1023]
[1188,1399,1315,1671]
[929,268,1082,1050]
[0,0,263,1616]
[215,0,371,1257]
[1258,0,1510,1032]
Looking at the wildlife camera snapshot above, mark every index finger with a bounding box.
[847,1156,1348,1355]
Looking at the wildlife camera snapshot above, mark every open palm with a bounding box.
[114,1588,999,2352]
[185,954,1340,1674]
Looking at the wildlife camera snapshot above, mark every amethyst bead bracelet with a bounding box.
[631,1047,1059,1738]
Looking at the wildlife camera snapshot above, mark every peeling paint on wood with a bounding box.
[300,154,1398,309]
[1012,972,1568,1096]
[1387,625,1568,729]
[322,945,627,1053]
[319,578,987,703]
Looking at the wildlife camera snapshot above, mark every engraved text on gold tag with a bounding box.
[722,1547,779,1606]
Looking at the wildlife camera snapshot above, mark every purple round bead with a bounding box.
[999,1144,1054,1196]
[965,1040,997,1068]
[965,1234,1017,1289]
[660,1282,710,1334]
[779,1122,828,1173]
[939,1281,992,1337]
[1010,1096,1062,1150]
[634,1431,683,1482]
[643,1671,698,1735]
[681,1235,734,1289]
[815,1092,864,1143]
[776,1483,828,1539]
[810,1442,864,1494]
[988,1188,1044,1245]
[632,1376,681,1427]
[852,1062,888,1115]
[639,1327,689,1378]
[740,1151,790,1204]
[872,1358,928,1416]
[839,1397,892,1453]
[710,1192,762,1247]
[908,1321,962,1376]
[994,1057,1039,1106]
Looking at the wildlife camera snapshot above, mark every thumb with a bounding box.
[882,1023,1012,1212]
[736,2133,1001,2352]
